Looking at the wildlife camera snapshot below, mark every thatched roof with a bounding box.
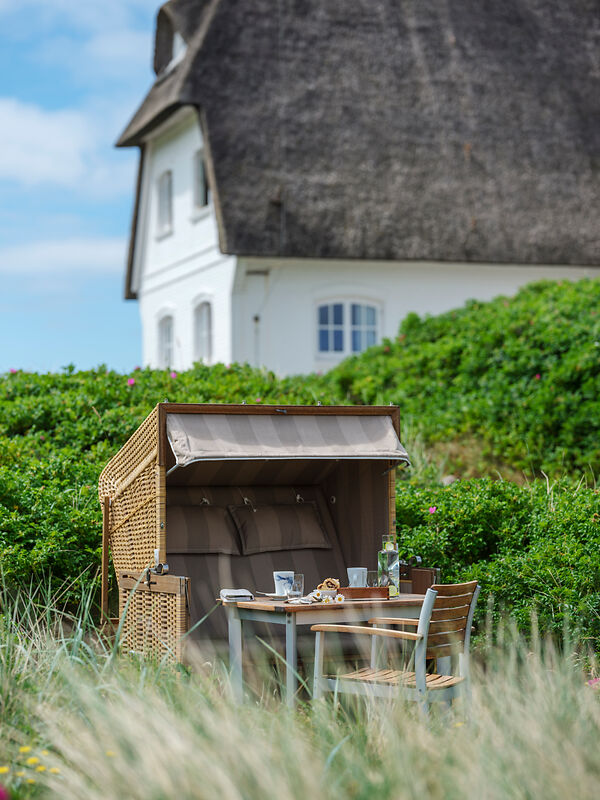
[118,0,600,267]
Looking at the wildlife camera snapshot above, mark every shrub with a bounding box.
[396,478,600,646]
[2,277,600,638]
[325,278,600,476]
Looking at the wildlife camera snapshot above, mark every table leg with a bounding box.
[227,606,243,703]
[285,612,298,708]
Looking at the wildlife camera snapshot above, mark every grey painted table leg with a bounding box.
[285,612,298,708]
[227,606,243,703]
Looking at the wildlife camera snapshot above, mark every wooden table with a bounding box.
[221,594,425,707]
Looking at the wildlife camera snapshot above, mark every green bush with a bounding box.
[396,478,600,646]
[2,277,600,642]
[325,278,600,476]
[0,364,324,601]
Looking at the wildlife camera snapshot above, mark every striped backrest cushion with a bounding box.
[228,502,331,555]
[167,505,241,555]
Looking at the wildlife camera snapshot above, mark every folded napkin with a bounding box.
[286,596,314,605]
[220,588,254,601]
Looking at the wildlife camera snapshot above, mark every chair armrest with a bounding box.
[368,617,419,626]
[310,624,422,641]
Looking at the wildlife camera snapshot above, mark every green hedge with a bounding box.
[396,477,600,645]
[2,278,600,643]
[324,278,600,476]
[0,363,322,598]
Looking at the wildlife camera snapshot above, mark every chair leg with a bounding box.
[414,638,429,714]
[459,652,473,721]
[313,630,325,700]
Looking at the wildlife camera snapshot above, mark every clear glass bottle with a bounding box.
[378,534,399,596]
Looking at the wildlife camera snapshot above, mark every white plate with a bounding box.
[264,592,288,600]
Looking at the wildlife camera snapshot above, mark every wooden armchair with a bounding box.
[312,581,480,708]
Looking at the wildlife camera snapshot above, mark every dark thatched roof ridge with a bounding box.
[117,0,600,266]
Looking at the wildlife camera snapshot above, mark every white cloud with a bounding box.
[0,97,137,196]
[0,98,93,186]
[0,236,127,275]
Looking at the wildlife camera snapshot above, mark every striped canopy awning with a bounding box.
[166,412,409,468]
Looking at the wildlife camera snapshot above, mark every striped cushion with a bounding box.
[228,502,331,555]
[167,506,241,555]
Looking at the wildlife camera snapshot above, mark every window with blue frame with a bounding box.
[317,302,378,355]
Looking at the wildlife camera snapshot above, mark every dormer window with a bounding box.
[154,19,187,77]
[193,150,210,211]
[171,31,187,66]
[156,170,173,237]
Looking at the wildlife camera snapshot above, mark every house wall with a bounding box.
[232,258,599,375]
[131,110,598,376]
[134,109,236,370]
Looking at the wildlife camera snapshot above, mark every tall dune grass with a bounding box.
[1,587,600,800]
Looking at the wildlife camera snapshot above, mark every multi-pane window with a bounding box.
[194,301,212,363]
[193,150,209,210]
[158,315,174,367]
[157,170,173,236]
[317,302,378,355]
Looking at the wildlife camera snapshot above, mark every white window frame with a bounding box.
[156,169,173,238]
[157,314,175,368]
[315,298,380,358]
[193,300,213,364]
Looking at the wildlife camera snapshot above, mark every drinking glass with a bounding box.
[366,570,379,588]
[288,573,304,598]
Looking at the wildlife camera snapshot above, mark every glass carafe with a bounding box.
[378,534,399,597]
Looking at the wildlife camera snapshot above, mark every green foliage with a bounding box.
[396,478,600,646]
[324,278,600,476]
[2,278,600,642]
[0,363,325,601]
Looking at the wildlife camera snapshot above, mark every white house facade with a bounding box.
[129,108,235,370]
[118,1,600,375]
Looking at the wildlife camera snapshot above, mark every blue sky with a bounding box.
[0,0,160,373]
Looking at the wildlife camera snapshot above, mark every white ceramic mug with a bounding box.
[273,570,294,595]
[347,567,368,588]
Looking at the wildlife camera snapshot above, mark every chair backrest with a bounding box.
[424,581,479,660]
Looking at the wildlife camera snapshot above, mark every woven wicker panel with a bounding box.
[98,406,161,573]
[119,576,189,663]
[98,406,159,498]
[109,459,158,572]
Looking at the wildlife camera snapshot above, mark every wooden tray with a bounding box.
[339,586,389,600]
